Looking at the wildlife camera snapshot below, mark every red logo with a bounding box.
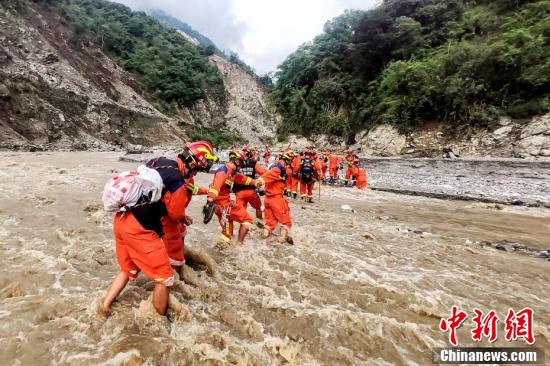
[505,307,535,344]
[439,305,468,346]
[440,306,535,345]
[471,308,498,343]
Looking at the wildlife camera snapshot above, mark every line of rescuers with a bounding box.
[99,141,302,317]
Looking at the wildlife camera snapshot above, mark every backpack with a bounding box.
[300,158,314,175]
[101,165,164,212]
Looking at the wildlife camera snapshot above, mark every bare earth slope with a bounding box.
[0,152,547,365]
[0,2,186,150]
[189,54,276,146]
[0,2,276,150]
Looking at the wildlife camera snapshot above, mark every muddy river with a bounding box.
[0,152,548,365]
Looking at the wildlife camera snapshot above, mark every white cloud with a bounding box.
[113,0,379,74]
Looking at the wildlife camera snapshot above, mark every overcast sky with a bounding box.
[113,0,380,74]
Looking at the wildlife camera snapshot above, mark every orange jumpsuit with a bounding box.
[161,177,207,266]
[116,157,192,286]
[258,160,292,232]
[328,154,342,181]
[285,165,293,195]
[234,159,267,211]
[317,158,327,181]
[289,155,301,196]
[321,153,329,179]
[344,153,354,183]
[355,167,368,190]
[208,163,256,241]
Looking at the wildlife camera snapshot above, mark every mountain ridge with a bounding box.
[149,9,220,51]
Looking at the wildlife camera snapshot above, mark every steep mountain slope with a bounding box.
[0,0,275,150]
[0,1,185,149]
[190,55,276,145]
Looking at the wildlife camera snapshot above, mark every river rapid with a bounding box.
[0,152,548,365]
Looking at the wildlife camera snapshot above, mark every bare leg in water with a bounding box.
[236,223,250,246]
[100,271,129,316]
[101,272,170,316]
[152,283,169,315]
[262,226,293,245]
[281,226,294,245]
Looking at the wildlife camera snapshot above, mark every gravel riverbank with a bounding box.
[364,157,550,207]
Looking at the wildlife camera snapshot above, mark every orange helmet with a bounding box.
[229,149,246,161]
[179,140,218,171]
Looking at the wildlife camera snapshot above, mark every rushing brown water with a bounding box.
[0,152,548,365]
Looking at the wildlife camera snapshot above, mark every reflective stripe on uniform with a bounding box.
[186,183,199,195]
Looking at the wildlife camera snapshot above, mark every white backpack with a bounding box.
[102,165,164,212]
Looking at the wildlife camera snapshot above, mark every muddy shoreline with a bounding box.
[363,157,550,207]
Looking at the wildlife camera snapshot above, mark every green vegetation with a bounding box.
[57,0,223,110]
[271,0,550,140]
[183,125,245,148]
[228,52,256,76]
[150,9,222,54]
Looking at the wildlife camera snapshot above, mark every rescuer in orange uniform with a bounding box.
[234,146,266,222]
[328,152,342,183]
[160,176,207,272]
[263,146,271,165]
[299,149,316,202]
[206,150,258,246]
[344,149,355,186]
[289,150,301,199]
[316,154,327,182]
[344,154,359,186]
[285,160,293,197]
[353,159,368,190]
[101,141,218,316]
[257,148,294,244]
[321,151,330,180]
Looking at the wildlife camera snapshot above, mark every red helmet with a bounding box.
[179,140,218,171]
[243,145,257,158]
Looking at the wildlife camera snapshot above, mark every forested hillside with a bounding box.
[60,0,224,113]
[271,0,550,142]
